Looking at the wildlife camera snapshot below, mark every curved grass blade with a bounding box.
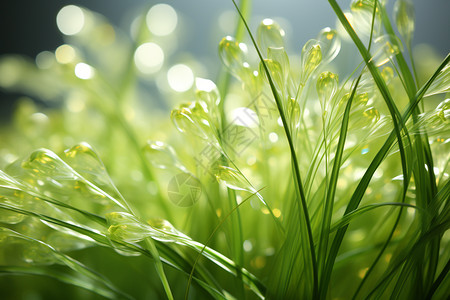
[185,188,266,300]
[230,1,318,296]
[320,46,450,297]
[317,74,361,284]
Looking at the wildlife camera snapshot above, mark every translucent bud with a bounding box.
[316,27,341,64]
[317,72,339,106]
[257,18,285,55]
[370,35,402,67]
[300,40,322,83]
[195,78,220,107]
[219,36,250,80]
[394,0,415,45]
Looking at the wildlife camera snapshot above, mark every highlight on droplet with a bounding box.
[134,43,164,74]
[146,4,178,36]
[74,63,94,80]
[167,64,194,92]
[56,5,85,36]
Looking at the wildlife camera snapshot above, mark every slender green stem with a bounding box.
[230,0,318,297]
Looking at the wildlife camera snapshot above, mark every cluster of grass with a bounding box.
[0,0,449,299]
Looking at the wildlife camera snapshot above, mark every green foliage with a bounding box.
[0,0,449,299]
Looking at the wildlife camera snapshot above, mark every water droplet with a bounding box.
[147,219,182,242]
[370,35,402,67]
[215,166,253,192]
[64,143,120,200]
[300,40,322,83]
[316,27,341,64]
[257,19,285,55]
[219,36,249,80]
[143,141,182,170]
[317,71,339,107]
[394,0,415,44]
[195,78,220,106]
[106,212,150,243]
[171,102,213,140]
[21,149,76,180]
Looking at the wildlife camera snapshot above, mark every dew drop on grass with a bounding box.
[257,18,285,55]
[171,102,212,140]
[316,27,341,64]
[143,140,181,170]
[64,143,116,194]
[215,166,252,192]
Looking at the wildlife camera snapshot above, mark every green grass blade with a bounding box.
[317,75,361,289]
[321,50,450,296]
[230,1,318,296]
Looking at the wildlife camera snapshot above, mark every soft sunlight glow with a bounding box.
[167,64,194,92]
[134,43,164,74]
[146,4,178,36]
[55,44,76,64]
[57,5,85,35]
[74,63,94,80]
